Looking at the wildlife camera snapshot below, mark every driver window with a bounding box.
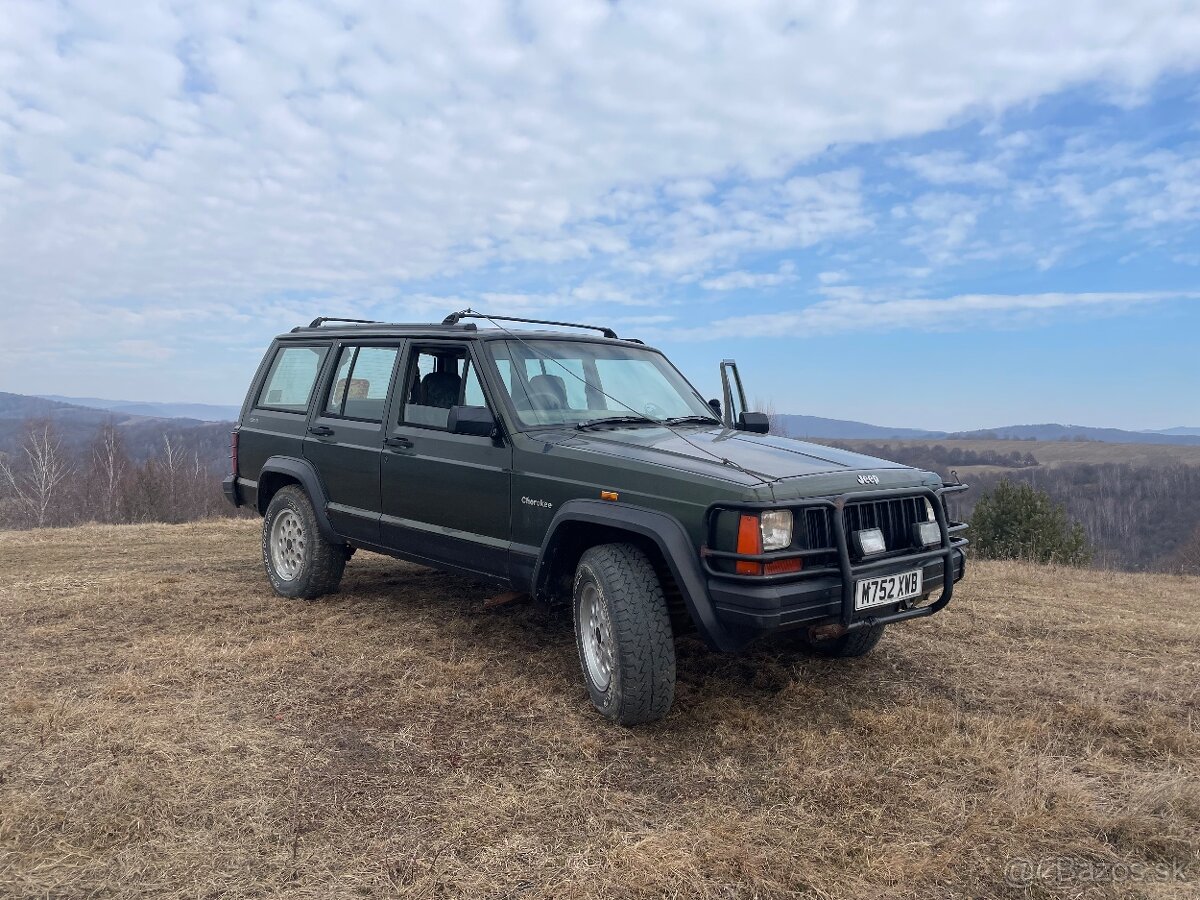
[401,346,490,430]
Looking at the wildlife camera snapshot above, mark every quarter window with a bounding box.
[324,345,398,423]
[257,346,328,412]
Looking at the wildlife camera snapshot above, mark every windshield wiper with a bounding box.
[576,415,660,430]
[663,415,721,427]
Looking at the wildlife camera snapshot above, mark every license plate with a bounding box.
[854,569,923,611]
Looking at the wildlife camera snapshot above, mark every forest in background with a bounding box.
[815,439,1200,575]
[3,411,1198,576]
[0,418,234,529]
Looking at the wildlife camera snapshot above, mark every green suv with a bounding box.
[224,311,968,724]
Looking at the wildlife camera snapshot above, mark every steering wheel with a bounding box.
[644,401,665,419]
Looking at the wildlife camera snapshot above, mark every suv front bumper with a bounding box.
[707,547,965,633]
[700,484,969,639]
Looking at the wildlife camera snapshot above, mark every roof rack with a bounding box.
[307,316,381,328]
[441,309,618,339]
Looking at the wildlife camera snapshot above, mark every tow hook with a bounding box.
[808,623,848,642]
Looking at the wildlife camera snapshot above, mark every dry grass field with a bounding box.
[1,520,1198,899]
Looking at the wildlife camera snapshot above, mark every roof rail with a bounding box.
[441,309,617,339]
[306,316,381,328]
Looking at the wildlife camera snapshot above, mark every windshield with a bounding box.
[487,339,717,428]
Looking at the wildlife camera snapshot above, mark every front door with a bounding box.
[379,341,512,578]
[303,341,403,544]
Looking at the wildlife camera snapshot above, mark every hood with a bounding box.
[557,424,912,482]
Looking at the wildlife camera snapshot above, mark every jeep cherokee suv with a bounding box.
[224,311,968,724]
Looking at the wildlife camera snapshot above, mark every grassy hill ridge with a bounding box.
[2,520,1197,898]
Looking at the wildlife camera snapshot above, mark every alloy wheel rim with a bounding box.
[270,509,306,581]
[579,581,614,692]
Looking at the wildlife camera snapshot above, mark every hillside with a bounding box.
[948,423,1200,446]
[826,437,1200,469]
[0,392,231,462]
[2,521,1197,899]
[771,413,939,440]
[772,414,1200,446]
[811,438,1200,573]
[37,395,241,422]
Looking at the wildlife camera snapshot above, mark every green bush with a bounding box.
[970,480,1092,566]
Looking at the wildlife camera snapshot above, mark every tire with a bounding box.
[572,543,676,725]
[800,623,886,658]
[262,485,346,600]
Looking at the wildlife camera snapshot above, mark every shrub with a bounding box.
[970,480,1092,566]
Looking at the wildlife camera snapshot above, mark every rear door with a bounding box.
[303,341,404,544]
[379,341,512,578]
[238,342,332,499]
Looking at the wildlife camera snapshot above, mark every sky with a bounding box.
[1,1,1199,432]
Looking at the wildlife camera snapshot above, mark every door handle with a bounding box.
[384,436,413,449]
[308,425,335,437]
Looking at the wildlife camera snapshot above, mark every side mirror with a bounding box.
[737,411,770,434]
[708,398,722,416]
[719,360,747,429]
[448,405,497,438]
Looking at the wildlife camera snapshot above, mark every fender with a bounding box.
[259,456,344,545]
[533,499,743,652]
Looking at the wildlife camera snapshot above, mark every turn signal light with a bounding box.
[736,514,803,575]
[736,514,762,575]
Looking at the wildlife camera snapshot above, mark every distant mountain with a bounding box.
[945,423,1200,446]
[772,414,944,440]
[0,392,231,463]
[38,395,239,422]
[771,413,1200,446]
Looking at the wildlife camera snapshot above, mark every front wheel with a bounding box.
[262,485,346,599]
[573,544,676,725]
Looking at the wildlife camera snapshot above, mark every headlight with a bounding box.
[914,521,941,547]
[760,509,793,551]
[855,527,886,556]
[915,499,940,546]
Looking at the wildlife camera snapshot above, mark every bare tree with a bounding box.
[752,396,783,435]
[89,422,129,523]
[1170,524,1200,576]
[0,420,73,528]
[161,434,181,520]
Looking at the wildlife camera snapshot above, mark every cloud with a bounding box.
[1,1,1199,410]
[700,262,797,291]
[895,151,1007,186]
[2,0,1200,323]
[668,290,1200,339]
[901,193,985,263]
[635,170,869,277]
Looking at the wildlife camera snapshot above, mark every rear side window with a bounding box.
[324,345,399,423]
[256,346,328,412]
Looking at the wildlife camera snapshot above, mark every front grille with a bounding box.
[798,507,833,551]
[843,495,928,558]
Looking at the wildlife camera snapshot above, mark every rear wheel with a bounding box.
[800,623,886,658]
[572,544,676,725]
[262,485,346,599]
